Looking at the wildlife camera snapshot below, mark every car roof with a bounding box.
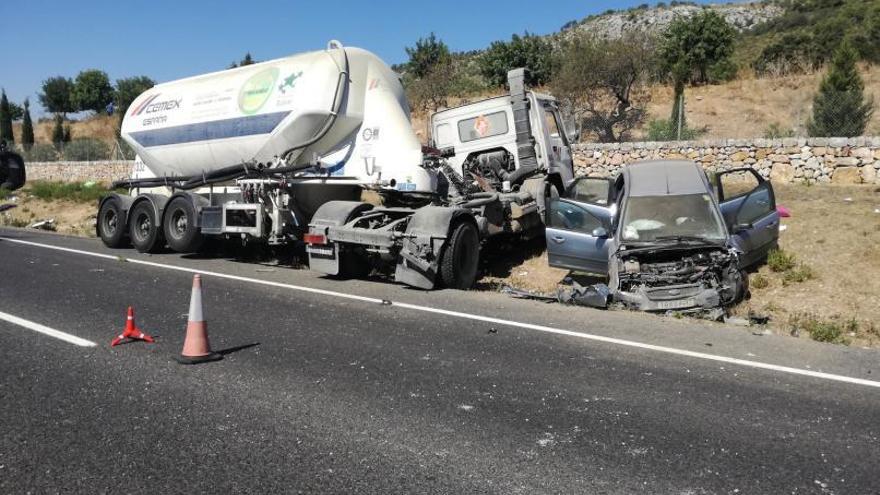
[623,160,709,197]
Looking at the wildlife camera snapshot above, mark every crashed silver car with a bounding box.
[545,160,780,313]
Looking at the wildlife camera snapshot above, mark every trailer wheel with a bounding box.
[129,201,165,253]
[163,197,204,253]
[439,220,479,290]
[97,198,129,248]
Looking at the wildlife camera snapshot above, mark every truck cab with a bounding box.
[429,92,576,194]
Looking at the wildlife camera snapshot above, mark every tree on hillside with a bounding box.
[115,76,156,116]
[404,33,451,79]
[21,99,34,151]
[808,40,874,137]
[72,69,114,114]
[550,33,655,142]
[51,114,64,146]
[0,90,14,144]
[39,76,76,116]
[6,101,23,121]
[114,76,156,134]
[658,10,737,85]
[479,33,553,88]
[229,53,257,69]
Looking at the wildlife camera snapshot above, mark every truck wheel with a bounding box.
[97,198,129,248]
[440,221,479,290]
[129,201,165,253]
[163,197,204,253]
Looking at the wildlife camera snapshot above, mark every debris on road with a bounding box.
[28,218,56,231]
[501,280,610,309]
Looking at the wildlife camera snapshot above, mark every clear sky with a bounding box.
[1,0,726,115]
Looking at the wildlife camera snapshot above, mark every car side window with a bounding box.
[549,199,603,233]
[718,169,760,202]
[568,177,611,206]
[736,184,773,224]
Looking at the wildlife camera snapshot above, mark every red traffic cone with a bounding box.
[110,306,155,347]
[175,274,222,364]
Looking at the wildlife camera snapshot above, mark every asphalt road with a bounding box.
[1,229,878,494]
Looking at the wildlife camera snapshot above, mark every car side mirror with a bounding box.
[591,227,608,238]
[732,222,752,234]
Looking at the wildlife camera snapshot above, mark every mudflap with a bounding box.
[307,201,374,276]
[394,206,471,290]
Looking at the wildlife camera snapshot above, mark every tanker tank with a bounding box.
[120,41,434,195]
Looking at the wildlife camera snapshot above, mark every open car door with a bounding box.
[714,168,780,268]
[545,177,614,274]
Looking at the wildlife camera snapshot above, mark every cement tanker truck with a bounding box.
[99,41,576,289]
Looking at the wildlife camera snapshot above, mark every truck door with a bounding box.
[537,101,575,186]
[715,168,780,268]
[545,177,613,274]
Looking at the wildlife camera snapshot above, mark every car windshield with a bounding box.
[620,193,727,242]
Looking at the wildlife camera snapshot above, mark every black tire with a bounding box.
[128,201,165,253]
[163,197,204,253]
[439,220,480,290]
[97,198,128,248]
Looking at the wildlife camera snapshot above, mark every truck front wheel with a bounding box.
[97,198,129,248]
[129,201,165,253]
[163,197,204,253]
[439,221,480,290]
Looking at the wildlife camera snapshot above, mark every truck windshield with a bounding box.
[620,193,727,242]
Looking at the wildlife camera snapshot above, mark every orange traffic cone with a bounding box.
[110,306,155,347]
[175,274,222,364]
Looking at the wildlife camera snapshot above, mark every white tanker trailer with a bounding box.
[98,41,577,289]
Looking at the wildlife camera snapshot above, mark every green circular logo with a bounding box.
[238,67,279,115]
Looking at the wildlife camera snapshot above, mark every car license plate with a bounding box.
[656,299,695,310]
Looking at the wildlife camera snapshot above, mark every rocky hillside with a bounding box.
[562,2,782,39]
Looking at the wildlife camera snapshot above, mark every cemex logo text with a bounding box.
[130,94,183,116]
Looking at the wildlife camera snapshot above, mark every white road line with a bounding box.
[3,236,880,388]
[0,310,97,347]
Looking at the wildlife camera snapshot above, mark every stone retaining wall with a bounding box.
[25,161,134,184]
[23,138,880,186]
[573,137,880,184]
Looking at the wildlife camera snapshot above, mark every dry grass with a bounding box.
[0,189,98,237]
[732,183,880,346]
[12,114,119,146]
[639,64,880,140]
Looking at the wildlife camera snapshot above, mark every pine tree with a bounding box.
[808,40,874,137]
[0,90,14,144]
[52,114,64,146]
[21,99,34,151]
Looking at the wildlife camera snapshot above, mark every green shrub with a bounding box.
[0,187,10,200]
[23,143,59,162]
[26,180,114,203]
[782,264,815,286]
[789,313,850,344]
[764,123,795,139]
[767,249,796,272]
[646,118,702,141]
[750,273,770,289]
[61,139,110,161]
